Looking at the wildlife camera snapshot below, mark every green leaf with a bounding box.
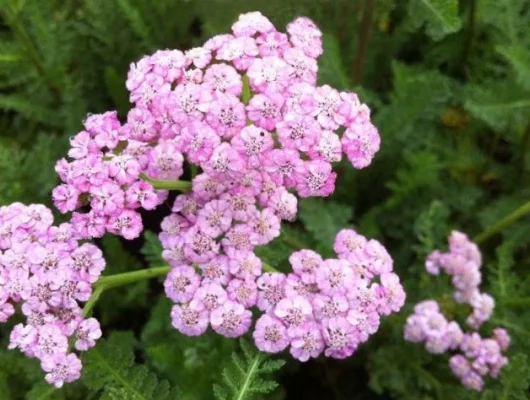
[141,231,164,267]
[318,33,350,89]
[298,198,353,256]
[0,95,61,127]
[407,0,462,40]
[497,45,530,90]
[464,80,530,135]
[115,0,153,49]
[213,339,285,400]
[82,332,178,400]
[481,354,530,400]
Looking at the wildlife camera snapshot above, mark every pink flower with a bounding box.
[256,32,290,57]
[289,321,325,362]
[283,48,317,84]
[52,185,80,214]
[196,199,233,237]
[164,265,201,303]
[171,301,209,336]
[125,181,159,210]
[247,56,289,94]
[250,208,280,245]
[195,282,228,312]
[106,209,143,240]
[253,314,289,353]
[342,123,381,169]
[231,125,274,168]
[295,160,336,198]
[147,141,184,180]
[276,113,319,152]
[228,251,262,280]
[199,255,230,285]
[74,318,102,351]
[203,64,242,96]
[227,279,258,308]
[89,182,125,216]
[315,259,353,295]
[274,295,313,331]
[231,12,275,37]
[185,47,212,69]
[257,272,286,312]
[322,317,358,359]
[42,353,82,388]
[206,94,246,138]
[247,93,284,130]
[210,300,252,338]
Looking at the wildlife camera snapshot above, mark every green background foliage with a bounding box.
[1,0,530,398]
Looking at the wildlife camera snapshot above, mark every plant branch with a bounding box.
[353,0,376,84]
[474,199,530,243]
[139,173,192,192]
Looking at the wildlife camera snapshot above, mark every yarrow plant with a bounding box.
[404,231,510,391]
[0,203,103,387]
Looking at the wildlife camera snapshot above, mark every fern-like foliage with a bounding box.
[213,339,285,400]
[81,332,178,400]
[405,0,462,40]
[141,230,165,267]
[298,197,353,257]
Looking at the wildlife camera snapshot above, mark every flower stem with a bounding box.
[82,285,104,317]
[502,297,530,307]
[82,266,171,317]
[242,75,252,105]
[353,0,376,85]
[474,199,530,243]
[262,261,279,273]
[94,265,171,289]
[139,173,192,192]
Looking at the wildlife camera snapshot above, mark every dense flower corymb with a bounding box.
[0,203,104,387]
[53,11,380,243]
[404,231,509,391]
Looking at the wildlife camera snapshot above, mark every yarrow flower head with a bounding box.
[0,203,105,387]
[53,11,380,243]
[252,229,405,361]
[404,231,509,391]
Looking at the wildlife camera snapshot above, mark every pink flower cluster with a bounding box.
[404,232,510,391]
[426,231,493,329]
[52,110,168,240]
[252,229,405,361]
[52,11,380,242]
[0,203,104,387]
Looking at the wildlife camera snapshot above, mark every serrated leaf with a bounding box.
[213,339,285,400]
[0,95,61,127]
[298,198,353,256]
[497,45,530,90]
[407,0,462,40]
[141,231,164,267]
[481,354,530,400]
[82,332,177,400]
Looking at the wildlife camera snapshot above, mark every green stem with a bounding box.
[82,266,171,317]
[502,297,530,307]
[94,265,171,289]
[353,0,376,84]
[262,261,279,273]
[474,199,530,243]
[139,173,192,192]
[242,75,252,105]
[517,118,530,180]
[82,285,104,317]
[461,0,477,73]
